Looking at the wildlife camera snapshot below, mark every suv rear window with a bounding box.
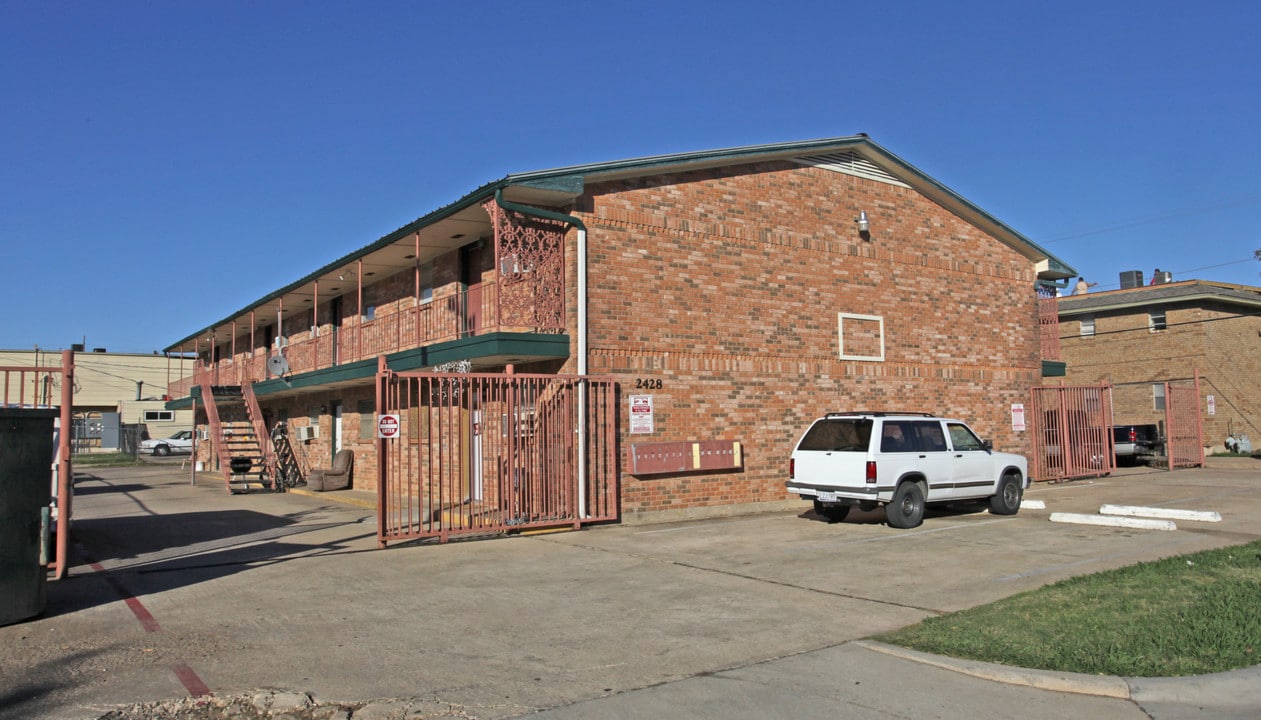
[798,418,872,452]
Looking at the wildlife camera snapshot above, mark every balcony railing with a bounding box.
[169,281,561,397]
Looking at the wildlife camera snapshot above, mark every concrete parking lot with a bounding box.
[2,459,1259,719]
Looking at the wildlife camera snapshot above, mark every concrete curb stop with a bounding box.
[1099,504,1222,522]
[1049,512,1177,530]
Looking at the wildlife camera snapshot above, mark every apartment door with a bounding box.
[331,401,343,463]
[330,296,343,366]
[460,242,485,337]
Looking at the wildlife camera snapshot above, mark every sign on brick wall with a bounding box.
[629,395,654,434]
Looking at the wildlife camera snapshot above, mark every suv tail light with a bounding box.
[789,458,795,480]
[866,461,877,484]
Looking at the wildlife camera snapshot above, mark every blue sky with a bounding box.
[3,1,1259,353]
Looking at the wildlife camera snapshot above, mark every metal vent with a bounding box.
[795,151,908,187]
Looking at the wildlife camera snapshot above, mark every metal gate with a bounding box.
[1029,383,1116,482]
[375,363,619,546]
[1165,375,1205,469]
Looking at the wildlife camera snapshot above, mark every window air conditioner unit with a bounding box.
[196,429,209,441]
[295,425,319,441]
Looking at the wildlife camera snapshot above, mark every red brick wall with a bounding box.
[565,161,1041,517]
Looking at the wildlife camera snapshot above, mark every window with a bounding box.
[420,263,434,304]
[143,410,174,422]
[799,418,872,452]
[880,422,914,453]
[358,400,376,439]
[947,422,986,451]
[1153,384,1166,411]
[1149,310,1166,332]
[908,421,948,452]
[838,313,885,362]
[1080,316,1095,337]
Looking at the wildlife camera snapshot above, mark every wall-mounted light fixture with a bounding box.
[855,210,870,236]
[338,270,355,281]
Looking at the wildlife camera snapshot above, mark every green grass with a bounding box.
[72,452,145,467]
[877,541,1261,677]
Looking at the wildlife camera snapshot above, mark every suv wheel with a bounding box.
[988,472,1023,515]
[812,500,850,523]
[886,481,925,529]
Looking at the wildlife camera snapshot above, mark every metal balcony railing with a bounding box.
[169,281,561,397]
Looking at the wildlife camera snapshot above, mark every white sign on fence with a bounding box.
[377,413,401,439]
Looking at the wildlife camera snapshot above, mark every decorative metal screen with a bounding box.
[484,199,566,332]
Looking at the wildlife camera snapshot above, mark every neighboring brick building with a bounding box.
[1057,280,1261,453]
[165,136,1075,521]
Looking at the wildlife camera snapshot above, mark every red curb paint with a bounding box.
[172,663,212,697]
[89,561,162,633]
[85,559,212,696]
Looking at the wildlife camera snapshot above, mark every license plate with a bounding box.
[817,491,838,503]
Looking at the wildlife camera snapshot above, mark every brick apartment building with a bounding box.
[165,135,1075,523]
[1057,279,1261,454]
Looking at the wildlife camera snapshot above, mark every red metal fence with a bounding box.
[1165,375,1205,469]
[0,349,74,580]
[375,364,619,546]
[1028,383,1115,482]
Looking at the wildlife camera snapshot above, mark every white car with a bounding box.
[140,430,194,456]
[786,412,1029,528]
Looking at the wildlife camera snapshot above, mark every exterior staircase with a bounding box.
[198,379,276,493]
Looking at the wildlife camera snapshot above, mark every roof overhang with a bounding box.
[1056,281,1261,317]
[166,135,1076,352]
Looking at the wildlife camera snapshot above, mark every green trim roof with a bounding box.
[166,135,1076,352]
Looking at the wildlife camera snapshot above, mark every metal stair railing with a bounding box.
[197,374,235,488]
[240,381,277,483]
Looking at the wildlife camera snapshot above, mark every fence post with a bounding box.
[54,349,74,580]
[376,355,388,549]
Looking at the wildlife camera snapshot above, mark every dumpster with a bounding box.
[0,408,58,626]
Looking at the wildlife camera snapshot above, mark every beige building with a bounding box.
[1057,280,1261,453]
[0,348,195,443]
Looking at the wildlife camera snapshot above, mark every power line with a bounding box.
[1043,193,1261,244]
[1070,254,1258,292]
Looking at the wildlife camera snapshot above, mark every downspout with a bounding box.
[494,189,591,516]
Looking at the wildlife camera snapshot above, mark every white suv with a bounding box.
[786,412,1029,528]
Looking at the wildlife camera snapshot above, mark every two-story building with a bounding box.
[164,135,1075,533]
[1057,278,1261,454]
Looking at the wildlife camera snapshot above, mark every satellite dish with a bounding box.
[267,354,291,377]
